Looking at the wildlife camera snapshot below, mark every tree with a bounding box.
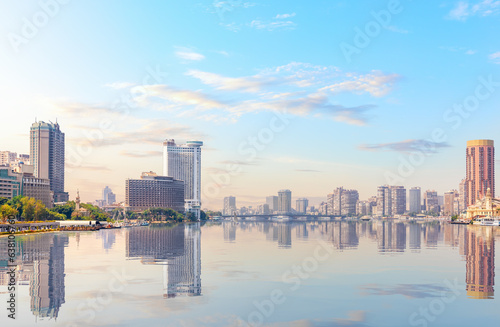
[0,204,18,223]
[20,197,36,221]
[34,200,49,221]
[200,210,207,221]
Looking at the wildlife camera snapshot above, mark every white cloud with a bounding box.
[104,82,135,89]
[489,51,500,63]
[447,0,500,20]
[174,47,205,61]
[319,70,401,97]
[249,19,296,30]
[275,13,296,19]
[448,1,470,20]
[385,25,409,34]
[186,69,277,93]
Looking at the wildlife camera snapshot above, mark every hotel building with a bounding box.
[466,139,495,207]
[125,171,185,212]
[163,139,203,219]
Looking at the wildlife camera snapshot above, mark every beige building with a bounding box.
[466,188,500,219]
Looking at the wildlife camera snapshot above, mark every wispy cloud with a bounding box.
[175,47,205,61]
[295,169,321,172]
[66,163,111,171]
[385,25,409,34]
[120,150,163,158]
[126,63,399,125]
[275,13,296,19]
[440,45,477,55]
[319,71,401,97]
[447,0,500,20]
[359,139,451,154]
[489,51,500,63]
[250,19,296,31]
[186,69,278,93]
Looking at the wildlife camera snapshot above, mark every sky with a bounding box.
[1,0,500,210]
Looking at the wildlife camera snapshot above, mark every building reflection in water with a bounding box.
[126,223,201,298]
[0,233,68,320]
[465,227,495,299]
[377,221,406,253]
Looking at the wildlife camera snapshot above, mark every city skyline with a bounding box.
[1,1,500,209]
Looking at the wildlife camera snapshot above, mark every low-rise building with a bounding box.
[126,171,184,212]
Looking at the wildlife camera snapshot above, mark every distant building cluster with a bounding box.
[0,120,68,208]
[220,139,495,219]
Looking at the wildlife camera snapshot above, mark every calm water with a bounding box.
[1,220,500,327]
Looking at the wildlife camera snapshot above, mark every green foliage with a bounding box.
[0,204,18,223]
[0,197,9,206]
[50,201,75,220]
[200,210,207,221]
[204,210,222,217]
[142,208,184,222]
[80,203,110,221]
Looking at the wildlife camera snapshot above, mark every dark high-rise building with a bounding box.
[30,121,68,202]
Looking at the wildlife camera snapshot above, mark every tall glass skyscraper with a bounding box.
[30,121,68,203]
[162,139,203,219]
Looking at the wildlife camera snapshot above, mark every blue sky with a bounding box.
[1,0,500,209]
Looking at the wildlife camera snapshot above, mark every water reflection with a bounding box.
[125,223,202,298]
[465,227,495,299]
[0,233,68,320]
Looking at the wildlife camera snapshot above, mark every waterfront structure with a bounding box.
[266,196,278,213]
[326,193,334,215]
[23,175,53,209]
[125,171,185,212]
[391,186,406,215]
[357,200,373,215]
[341,190,359,216]
[278,189,292,214]
[0,167,22,199]
[424,190,439,213]
[466,139,495,207]
[258,203,270,214]
[223,196,236,216]
[409,187,421,214]
[162,139,203,219]
[296,198,308,214]
[466,188,500,219]
[30,121,68,202]
[376,186,393,217]
[444,190,459,216]
[459,178,467,213]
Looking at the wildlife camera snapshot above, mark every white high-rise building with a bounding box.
[223,196,236,216]
[163,139,203,219]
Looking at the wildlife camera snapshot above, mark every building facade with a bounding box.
[162,139,203,219]
[424,190,439,213]
[266,196,278,213]
[391,186,406,215]
[0,167,22,199]
[466,139,495,207]
[126,171,185,212]
[278,189,292,213]
[30,121,68,202]
[409,187,421,214]
[341,189,359,216]
[223,196,236,216]
[295,198,309,214]
[23,175,53,208]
